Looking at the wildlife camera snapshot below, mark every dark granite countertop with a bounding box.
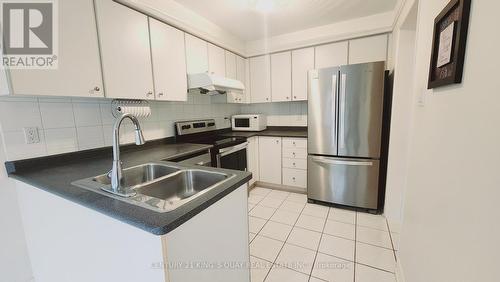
[221,126,308,138]
[6,142,251,236]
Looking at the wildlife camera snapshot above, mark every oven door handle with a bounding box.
[218,142,248,157]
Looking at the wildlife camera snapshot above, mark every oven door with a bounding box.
[216,142,248,171]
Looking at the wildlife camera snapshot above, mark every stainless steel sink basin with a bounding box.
[136,170,229,201]
[92,163,180,187]
[72,163,235,213]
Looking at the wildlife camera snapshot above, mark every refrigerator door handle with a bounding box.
[339,73,347,149]
[312,157,373,166]
[331,74,338,142]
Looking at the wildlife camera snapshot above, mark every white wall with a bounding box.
[245,12,394,56]
[0,94,240,161]
[383,1,418,224]
[0,131,33,281]
[241,101,307,127]
[399,0,500,281]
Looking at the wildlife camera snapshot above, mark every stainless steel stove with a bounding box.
[175,119,248,171]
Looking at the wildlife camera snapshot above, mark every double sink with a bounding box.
[72,162,235,213]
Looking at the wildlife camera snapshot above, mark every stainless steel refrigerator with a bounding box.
[307,61,385,210]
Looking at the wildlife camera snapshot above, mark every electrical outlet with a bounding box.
[24,127,40,144]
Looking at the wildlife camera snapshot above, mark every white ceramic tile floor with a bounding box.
[248,187,397,282]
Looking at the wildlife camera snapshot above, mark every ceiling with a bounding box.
[174,0,398,41]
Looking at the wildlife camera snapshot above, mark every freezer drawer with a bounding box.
[307,156,380,209]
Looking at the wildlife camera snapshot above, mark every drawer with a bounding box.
[282,158,307,170]
[283,148,307,159]
[283,168,307,188]
[282,138,307,149]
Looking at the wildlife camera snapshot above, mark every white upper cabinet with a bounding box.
[250,55,271,103]
[95,0,154,99]
[6,0,103,97]
[236,56,246,84]
[292,47,315,101]
[225,51,237,79]
[349,34,388,65]
[185,34,209,74]
[315,41,348,69]
[244,58,252,103]
[208,43,226,76]
[149,18,187,101]
[271,51,292,102]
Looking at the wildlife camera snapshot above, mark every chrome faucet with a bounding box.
[107,113,146,197]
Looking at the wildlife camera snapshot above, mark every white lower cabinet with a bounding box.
[282,158,307,170]
[255,136,308,191]
[282,137,307,191]
[283,168,307,188]
[247,136,260,186]
[258,137,282,185]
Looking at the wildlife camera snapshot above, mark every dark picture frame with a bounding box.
[428,0,471,89]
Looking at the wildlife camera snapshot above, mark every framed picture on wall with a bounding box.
[427,0,471,89]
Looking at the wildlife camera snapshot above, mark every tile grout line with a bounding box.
[386,218,398,261]
[308,204,330,282]
[262,191,307,282]
[354,211,358,282]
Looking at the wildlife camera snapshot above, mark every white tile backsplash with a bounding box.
[0,93,307,161]
[0,93,243,161]
[45,128,78,155]
[76,126,105,150]
[39,101,75,129]
[242,101,307,126]
[73,102,102,127]
[0,99,43,131]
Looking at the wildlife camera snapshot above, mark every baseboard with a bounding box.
[253,181,307,194]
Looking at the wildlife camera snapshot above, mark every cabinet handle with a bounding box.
[294,96,297,99]
[293,163,296,166]
[286,96,289,99]
[266,98,269,101]
[158,92,164,96]
[94,86,100,92]
[147,91,153,96]
[292,177,296,181]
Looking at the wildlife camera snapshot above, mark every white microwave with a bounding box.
[232,114,267,131]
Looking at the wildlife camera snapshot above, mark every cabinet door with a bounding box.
[208,43,226,76]
[185,34,208,74]
[292,47,314,101]
[315,41,348,69]
[236,56,247,103]
[8,0,103,97]
[283,168,307,189]
[149,19,187,101]
[247,137,260,186]
[259,137,282,185]
[227,91,244,103]
[250,55,271,103]
[225,51,237,79]
[244,58,252,103]
[348,34,388,65]
[271,52,292,102]
[95,0,154,99]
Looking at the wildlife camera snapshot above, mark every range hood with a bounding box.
[188,73,245,95]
